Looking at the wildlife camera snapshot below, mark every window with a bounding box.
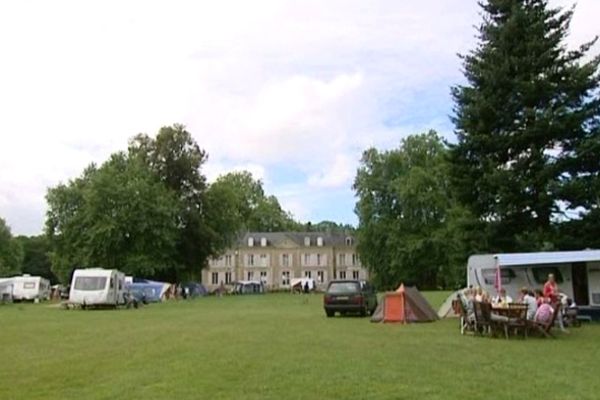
[211,272,219,285]
[248,237,254,247]
[481,268,516,285]
[317,237,323,247]
[23,282,36,289]
[260,271,267,283]
[339,254,346,266]
[304,271,312,279]
[304,254,310,266]
[339,271,346,279]
[317,254,321,266]
[351,253,358,266]
[328,281,360,293]
[304,236,311,246]
[248,254,255,266]
[261,237,267,247]
[352,270,360,279]
[531,267,564,284]
[225,272,232,284]
[346,237,353,246]
[109,278,114,289]
[282,254,290,267]
[247,271,254,280]
[317,270,324,283]
[260,254,268,266]
[282,271,290,286]
[74,277,107,291]
[225,255,232,266]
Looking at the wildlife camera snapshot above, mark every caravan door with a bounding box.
[587,262,600,306]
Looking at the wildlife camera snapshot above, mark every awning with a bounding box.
[494,250,600,267]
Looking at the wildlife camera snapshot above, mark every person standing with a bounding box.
[543,273,559,303]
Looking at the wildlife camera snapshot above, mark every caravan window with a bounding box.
[532,267,563,284]
[481,268,515,285]
[74,277,108,291]
[23,282,36,289]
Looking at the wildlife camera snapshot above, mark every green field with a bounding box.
[1,292,599,400]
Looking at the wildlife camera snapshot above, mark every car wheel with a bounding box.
[325,310,335,318]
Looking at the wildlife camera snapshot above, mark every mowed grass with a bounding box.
[1,292,599,400]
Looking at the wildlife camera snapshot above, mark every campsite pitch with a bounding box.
[1,293,599,400]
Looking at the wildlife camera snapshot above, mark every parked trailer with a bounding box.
[5,275,50,301]
[467,250,600,320]
[68,268,126,308]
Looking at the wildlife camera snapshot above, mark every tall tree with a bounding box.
[206,171,300,233]
[128,125,215,280]
[15,235,57,283]
[354,131,464,289]
[0,217,23,277]
[450,0,600,251]
[46,153,180,283]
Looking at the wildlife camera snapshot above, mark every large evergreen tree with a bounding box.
[450,0,600,251]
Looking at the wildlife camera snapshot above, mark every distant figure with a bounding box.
[519,287,537,320]
[543,273,559,303]
[303,281,310,294]
[492,288,513,305]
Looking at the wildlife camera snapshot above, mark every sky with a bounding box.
[0,0,598,236]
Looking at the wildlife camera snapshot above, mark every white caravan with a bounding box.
[8,275,50,301]
[69,268,126,307]
[467,250,600,320]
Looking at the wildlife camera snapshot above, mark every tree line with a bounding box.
[354,0,600,290]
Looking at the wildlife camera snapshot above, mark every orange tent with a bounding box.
[370,284,438,323]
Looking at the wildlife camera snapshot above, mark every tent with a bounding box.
[371,284,438,323]
[182,282,208,298]
[437,289,463,318]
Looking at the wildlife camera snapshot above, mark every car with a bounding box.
[323,280,377,317]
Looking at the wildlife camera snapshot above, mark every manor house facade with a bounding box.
[202,232,368,291]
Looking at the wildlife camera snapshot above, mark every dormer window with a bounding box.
[317,236,323,247]
[345,237,353,246]
[248,237,254,247]
[304,236,311,246]
[261,237,267,247]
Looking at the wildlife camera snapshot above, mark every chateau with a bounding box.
[202,232,368,291]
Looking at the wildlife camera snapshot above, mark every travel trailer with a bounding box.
[4,275,51,301]
[0,278,14,302]
[69,268,126,307]
[467,250,600,320]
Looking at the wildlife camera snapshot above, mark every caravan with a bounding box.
[7,275,50,301]
[467,250,600,320]
[69,268,126,307]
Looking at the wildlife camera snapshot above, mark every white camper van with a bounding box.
[69,268,126,307]
[9,275,50,301]
[467,250,600,320]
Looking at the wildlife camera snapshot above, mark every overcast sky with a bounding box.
[1,0,598,236]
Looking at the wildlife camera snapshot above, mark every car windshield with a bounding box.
[328,282,360,294]
[74,277,107,291]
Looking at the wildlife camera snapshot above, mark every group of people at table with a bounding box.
[460,273,569,330]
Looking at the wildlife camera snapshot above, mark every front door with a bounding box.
[572,262,589,306]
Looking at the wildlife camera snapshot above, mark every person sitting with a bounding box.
[535,302,554,325]
[492,288,513,305]
[534,289,547,307]
[474,287,484,302]
[519,287,537,320]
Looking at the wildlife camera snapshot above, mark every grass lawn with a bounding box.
[1,292,599,400]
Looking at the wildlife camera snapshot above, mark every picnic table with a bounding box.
[492,303,528,319]
[492,303,529,338]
